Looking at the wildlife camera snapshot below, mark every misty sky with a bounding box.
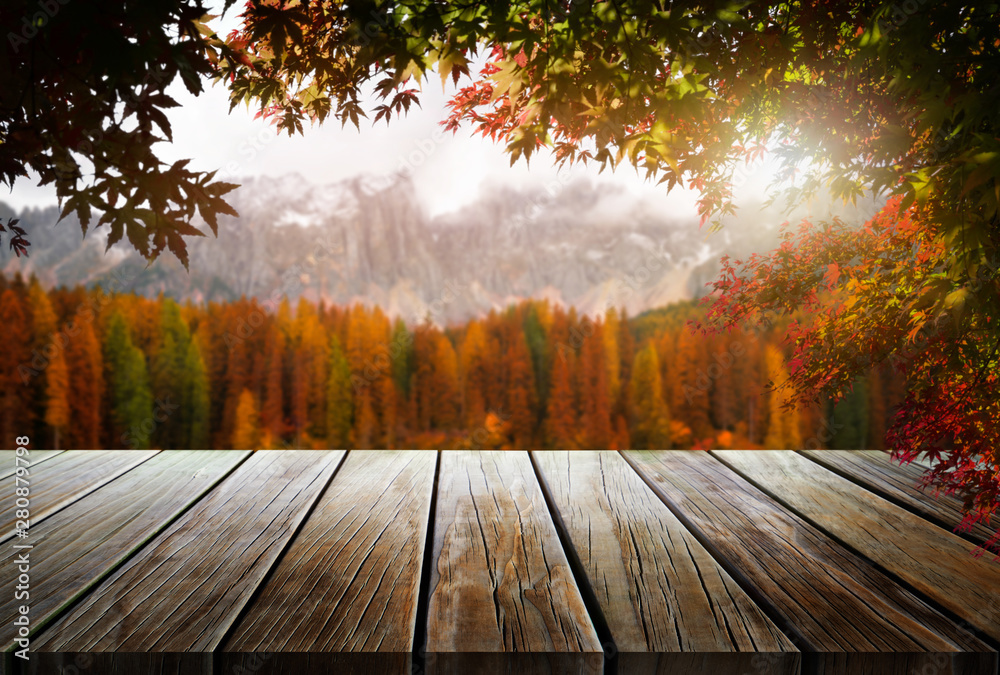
[4,4,781,219]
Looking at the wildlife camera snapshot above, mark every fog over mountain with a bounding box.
[2,172,819,324]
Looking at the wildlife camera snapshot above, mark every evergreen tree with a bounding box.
[184,336,210,448]
[28,279,58,445]
[523,304,549,412]
[390,318,413,399]
[103,312,154,449]
[829,377,870,450]
[152,299,192,448]
[327,336,353,448]
[629,343,671,449]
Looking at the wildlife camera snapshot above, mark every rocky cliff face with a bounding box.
[2,172,781,323]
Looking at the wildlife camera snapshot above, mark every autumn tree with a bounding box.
[545,310,577,448]
[261,327,287,445]
[294,298,330,442]
[413,326,460,432]
[629,342,671,450]
[578,318,612,449]
[505,327,537,448]
[0,289,31,447]
[459,321,490,429]
[232,388,261,450]
[604,308,622,411]
[65,318,103,449]
[763,345,802,450]
[44,346,70,450]
[616,307,636,416]
[675,326,712,442]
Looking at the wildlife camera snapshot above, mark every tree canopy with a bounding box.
[1,0,239,265]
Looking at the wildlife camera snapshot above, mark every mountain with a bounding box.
[2,172,784,323]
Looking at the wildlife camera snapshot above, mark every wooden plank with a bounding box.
[32,450,344,652]
[425,451,603,675]
[800,450,997,548]
[1,450,159,542]
[623,451,996,674]
[0,450,249,654]
[533,450,799,675]
[715,450,1000,644]
[221,450,435,673]
[0,450,63,480]
[21,653,211,675]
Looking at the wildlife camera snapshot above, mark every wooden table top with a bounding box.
[2,449,997,675]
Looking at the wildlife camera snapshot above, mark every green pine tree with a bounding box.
[104,312,154,449]
[152,299,193,448]
[828,377,870,450]
[390,318,413,399]
[327,336,353,448]
[184,336,210,448]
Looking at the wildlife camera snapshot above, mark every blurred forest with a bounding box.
[1,273,902,451]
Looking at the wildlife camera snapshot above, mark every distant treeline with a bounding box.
[0,273,903,450]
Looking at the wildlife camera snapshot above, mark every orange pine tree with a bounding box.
[579,318,612,449]
[0,289,32,448]
[545,310,577,448]
[232,388,262,450]
[261,326,286,444]
[505,327,537,448]
[65,318,103,449]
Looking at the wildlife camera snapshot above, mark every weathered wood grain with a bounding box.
[533,450,799,675]
[800,450,998,548]
[1,450,159,542]
[0,450,249,653]
[32,450,343,652]
[715,450,1000,645]
[623,451,995,662]
[0,450,63,480]
[425,451,603,675]
[222,450,435,670]
[21,653,211,675]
